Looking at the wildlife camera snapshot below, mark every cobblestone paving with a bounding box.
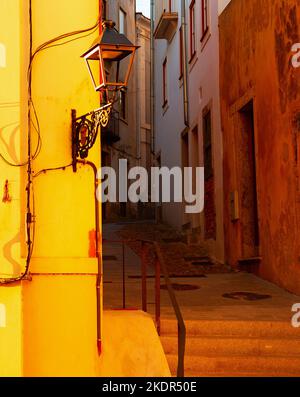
[116,222,231,277]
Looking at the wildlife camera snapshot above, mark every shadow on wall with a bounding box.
[0,121,21,164]
[2,232,22,276]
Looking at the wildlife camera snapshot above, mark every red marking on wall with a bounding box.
[2,180,12,203]
[89,229,97,258]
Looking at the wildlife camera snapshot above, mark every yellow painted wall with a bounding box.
[0,1,23,277]
[0,0,23,376]
[0,0,169,377]
[21,0,102,376]
[23,275,100,376]
[27,0,101,261]
[0,286,23,376]
[1,0,102,376]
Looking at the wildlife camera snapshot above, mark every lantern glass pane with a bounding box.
[99,47,133,88]
[86,58,101,90]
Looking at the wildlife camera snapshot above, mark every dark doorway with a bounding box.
[238,101,259,259]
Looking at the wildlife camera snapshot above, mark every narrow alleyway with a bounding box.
[103,222,299,320]
[103,222,300,376]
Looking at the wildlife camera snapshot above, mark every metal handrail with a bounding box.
[102,237,186,377]
[153,242,186,378]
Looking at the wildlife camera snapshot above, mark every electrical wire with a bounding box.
[33,164,73,179]
[0,0,33,285]
[0,5,100,285]
[0,163,73,285]
[0,14,100,168]
[24,16,101,164]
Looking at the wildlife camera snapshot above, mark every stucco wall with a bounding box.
[154,1,186,230]
[0,0,27,375]
[220,0,300,294]
[154,0,224,263]
[187,0,224,262]
[0,0,102,376]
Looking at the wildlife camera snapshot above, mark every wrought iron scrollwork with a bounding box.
[72,105,112,172]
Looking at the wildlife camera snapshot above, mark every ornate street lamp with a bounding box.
[82,20,138,97]
[72,20,139,171]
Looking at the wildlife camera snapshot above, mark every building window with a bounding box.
[102,0,107,20]
[119,8,127,35]
[179,26,183,79]
[119,90,127,120]
[203,109,213,180]
[163,57,168,107]
[189,0,196,60]
[201,0,209,39]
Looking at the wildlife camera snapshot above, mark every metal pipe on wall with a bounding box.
[136,22,141,162]
[150,0,156,154]
[78,160,103,355]
[181,0,189,127]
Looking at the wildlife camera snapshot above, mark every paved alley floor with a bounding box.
[103,223,300,324]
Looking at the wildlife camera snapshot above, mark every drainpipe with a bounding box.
[150,0,156,154]
[78,160,102,354]
[181,0,189,127]
[136,18,141,162]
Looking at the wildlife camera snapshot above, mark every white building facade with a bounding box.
[101,0,152,220]
[153,0,230,263]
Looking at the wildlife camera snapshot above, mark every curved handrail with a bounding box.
[153,242,186,378]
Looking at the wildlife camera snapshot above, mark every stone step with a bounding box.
[166,354,300,377]
[161,335,300,357]
[160,319,300,338]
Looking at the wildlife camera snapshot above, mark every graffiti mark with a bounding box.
[0,122,21,164]
[2,180,12,203]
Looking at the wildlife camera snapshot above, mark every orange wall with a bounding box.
[219,0,300,294]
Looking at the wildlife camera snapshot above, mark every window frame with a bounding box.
[189,0,196,61]
[119,7,127,35]
[201,0,209,41]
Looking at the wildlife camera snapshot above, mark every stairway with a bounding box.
[160,318,300,377]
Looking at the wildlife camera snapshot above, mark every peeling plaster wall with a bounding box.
[220,0,300,294]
